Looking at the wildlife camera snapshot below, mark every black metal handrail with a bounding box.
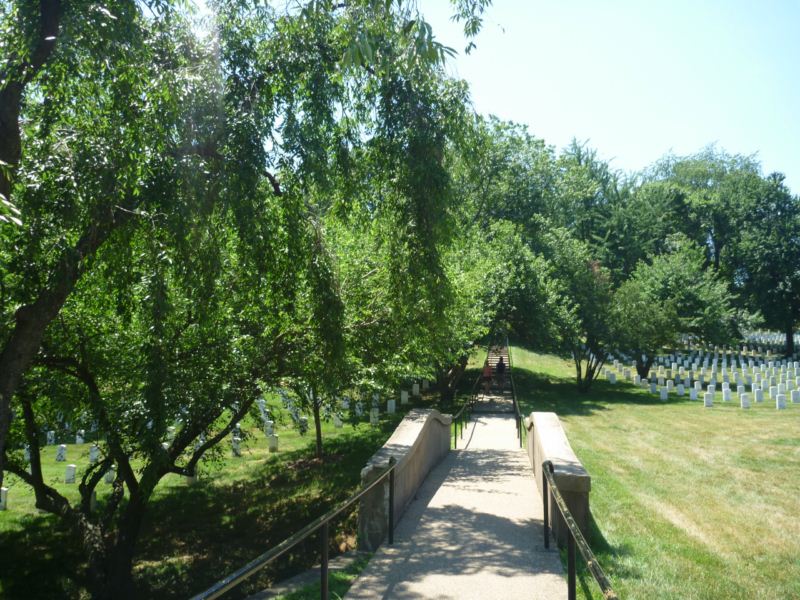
[452,363,481,449]
[506,338,524,448]
[191,457,397,600]
[542,460,618,600]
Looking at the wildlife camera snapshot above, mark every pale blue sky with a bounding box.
[420,0,800,190]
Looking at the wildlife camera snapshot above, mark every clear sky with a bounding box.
[419,0,800,190]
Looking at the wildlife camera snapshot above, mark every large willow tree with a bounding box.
[0,1,497,596]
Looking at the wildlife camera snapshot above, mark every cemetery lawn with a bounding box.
[512,347,800,600]
[0,395,437,599]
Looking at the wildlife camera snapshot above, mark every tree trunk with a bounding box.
[786,323,795,358]
[635,357,652,379]
[100,497,148,600]
[312,402,323,460]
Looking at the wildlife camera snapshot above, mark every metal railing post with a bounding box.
[543,461,550,550]
[568,534,576,600]
[320,522,329,600]
[388,458,395,545]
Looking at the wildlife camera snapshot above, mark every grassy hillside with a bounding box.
[511,347,800,600]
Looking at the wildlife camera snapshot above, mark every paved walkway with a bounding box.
[346,398,566,600]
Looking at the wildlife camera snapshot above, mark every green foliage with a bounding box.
[629,235,738,346]
[609,235,739,376]
[727,173,800,349]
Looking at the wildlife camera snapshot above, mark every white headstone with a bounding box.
[75,430,85,445]
[370,407,380,426]
[56,444,67,462]
[355,401,364,417]
[633,374,641,386]
[23,445,30,462]
[704,392,713,408]
[660,388,668,401]
[791,390,800,404]
[690,388,698,400]
[755,389,764,403]
[677,384,685,396]
[412,383,420,397]
[422,379,429,391]
[650,382,657,394]
[769,385,778,399]
[776,394,787,410]
[46,431,55,446]
[722,389,731,402]
[268,434,279,452]
[608,372,617,384]
[740,393,751,409]
[333,414,343,428]
[387,399,396,414]
[89,444,100,465]
[400,390,409,405]
[65,464,77,484]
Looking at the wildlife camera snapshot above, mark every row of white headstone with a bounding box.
[240,382,431,458]
[5,381,435,502]
[604,352,800,410]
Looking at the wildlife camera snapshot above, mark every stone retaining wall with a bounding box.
[357,409,452,551]
[525,411,591,546]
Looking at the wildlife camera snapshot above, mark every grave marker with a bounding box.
[232,436,242,457]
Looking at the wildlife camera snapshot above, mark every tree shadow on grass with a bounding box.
[513,366,675,418]
[0,419,403,600]
[0,514,86,600]
[133,426,400,599]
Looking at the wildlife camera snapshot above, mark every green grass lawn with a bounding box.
[0,392,448,599]
[510,346,800,600]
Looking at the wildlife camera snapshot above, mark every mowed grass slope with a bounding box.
[511,347,800,600]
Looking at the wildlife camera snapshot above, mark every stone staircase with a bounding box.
[474,344,515,414]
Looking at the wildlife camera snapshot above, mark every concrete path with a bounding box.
[346,401,566,600]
